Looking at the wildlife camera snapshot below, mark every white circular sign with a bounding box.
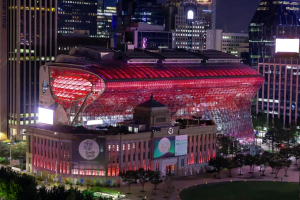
[78,139,100,160]
[158,138,171,154]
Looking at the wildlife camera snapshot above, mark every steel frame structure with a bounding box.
[45,61,264,142]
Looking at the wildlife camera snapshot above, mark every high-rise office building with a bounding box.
[0,0,8,140]
[117,0,165,31]
[206,30,249,58]
[97,0,117,38]
[257,57,300,126]
[249,0,300,66]
[8,0,57,140]
[174,0,208,50]
[58,0,98,37]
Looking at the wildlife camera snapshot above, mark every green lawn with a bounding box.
[180,181,298,200]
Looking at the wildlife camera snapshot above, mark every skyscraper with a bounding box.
[58,0,98,37]
[174,0,209,50]
[117,0,165,31]
[8,0,57,140]
[97,0,117,38]
[249,0,300,66]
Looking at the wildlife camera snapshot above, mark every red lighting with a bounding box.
[48,63,264,141]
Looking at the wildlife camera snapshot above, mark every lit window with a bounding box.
[108,145,111,151]
[128,126,132,132]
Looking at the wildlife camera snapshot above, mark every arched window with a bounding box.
[187,10,194,19]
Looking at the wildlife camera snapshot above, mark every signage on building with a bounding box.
[175,135,187,156]
[153,135,187,159]
[72,135,106,170]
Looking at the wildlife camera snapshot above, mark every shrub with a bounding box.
[95,182,100,187]
[65,180,70,185]
[0,159,10,166]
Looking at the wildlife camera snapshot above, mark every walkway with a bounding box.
[116,164,299,200]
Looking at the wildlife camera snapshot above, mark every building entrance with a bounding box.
[165,165,174,175]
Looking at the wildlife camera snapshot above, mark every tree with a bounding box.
[0,142,9,158]
[292,145,300,165]
[273,159,284,179]
[119,170,137,193]
[11,142,26,160]
[279,147,293,159]
[150,171,163,191]
[136,168,155,192]
[218,136,231,157]
[252,112,267,145]
[227,159,237,177]
[282,159,292,177]
[208,156,228,179]
[257,154,269,176]
[265,118,284,152]
[245,154,255,174]
[282,125,297,148]
[0,167,37,200]
[161,176,176,200]
[234,154,245,175]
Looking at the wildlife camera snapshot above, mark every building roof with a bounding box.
[137,94,166,108]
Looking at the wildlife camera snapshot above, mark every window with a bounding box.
[117,145,119,152]
[138,142,141,149]
[128,126,132,132]
[133,143,136,149]
[196,146,198,152]
[208,144,210,149]
[128,144,131,151]
[181,158,185,166]
[112,145,115,151]
[123,155,125,162]
[196,135,198,141]
[192,136,194,142]
[138,153,140,160]
[213,143,215,149]
[143,152,145,159]
[128,154,130,161]
[200,145,202,151]
[213,134,215,139]
[200,135,202,140]
[123,144,125,151]
[134,128,138,133]
[108,145,111,151]
[143,141,146,148]
[191,146,193,152]
[155,117,166,123]
[209,134,211,140]
[148,152,150,159]
[204,144,206,151]
[148,141,150,148]
[133,154,135,161]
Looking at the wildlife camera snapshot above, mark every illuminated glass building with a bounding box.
[7,0,57,140]
[249,0,300,66]
[58,0,98,37]
[131,0,165,26]
[97,0,117,38]
[39,47,263,142]
[117,0,165,31]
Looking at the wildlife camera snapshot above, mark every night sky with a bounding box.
[216,0,261,32]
